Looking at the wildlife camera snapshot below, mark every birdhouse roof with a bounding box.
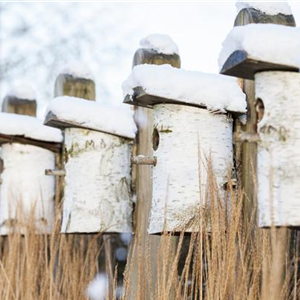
[122,64,246,114]
[44,96,137,140]
[0,113,63,152]
[219,24,300,79]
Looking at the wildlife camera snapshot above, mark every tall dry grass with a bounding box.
[122,162,300,300]
[0,214,104,299]
[0,165,299,299]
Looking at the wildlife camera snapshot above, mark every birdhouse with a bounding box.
[219,23,300,227]
[123,64,246,234]
[44,96,136,234]
[0,94,62,235]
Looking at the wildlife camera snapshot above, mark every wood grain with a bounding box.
[54,74,96,100]
[220,50,298,80]
[127,48,180,300]
[0,133,61,153]
[2,96,37,117]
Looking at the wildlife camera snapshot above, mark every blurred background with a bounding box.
[1,2,300,118]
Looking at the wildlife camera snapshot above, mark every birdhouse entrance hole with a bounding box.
[152,128,160,151]
[256,98,265,123]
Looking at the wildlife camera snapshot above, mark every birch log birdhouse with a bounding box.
[44,94,136,234]
[0,92,62,235]
[232,7,295,227]
[123,64,246,234]
[219,22,300,227]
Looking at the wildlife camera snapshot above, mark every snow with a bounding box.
[46,96,137,139]
[140,34,179,55]
[236,1,292,16]
[115,247,127,261]
[59,62,94,81]
[122,64,246,113]
[6,84,36,100]
[120,232,133,245]
[0,143,55,235]
[86,273,108,300]
[219,24,300,70]
[0,113,63,143]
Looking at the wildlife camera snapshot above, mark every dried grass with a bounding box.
[122,162,300,300]
[0,164,299,299]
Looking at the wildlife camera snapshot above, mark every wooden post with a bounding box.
[233,7,296,226]
[53,72,117,291]
[54,73,96,100]
[126,48,180,299]
[2,95,37,117]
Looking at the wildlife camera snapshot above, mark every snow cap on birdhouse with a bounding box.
[122,64,246,114]
[45,96,137,233]
[133,34,181,69]
[140,34,179,56]
[219,24,299,80]
[235,1,293,16]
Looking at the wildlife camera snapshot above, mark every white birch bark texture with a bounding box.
[148,104,233,234]
[0,143,55,235]
[255,71,300,227]
[61,128,133,233]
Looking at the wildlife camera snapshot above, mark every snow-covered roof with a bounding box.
[140,34,179,55]
[45,96,137,139]
[6,84,36,101]
[122,64,246,114]
[219,24,300,70]
[236,1,292,16]
[59,62,95,81]
[0,113,63,143]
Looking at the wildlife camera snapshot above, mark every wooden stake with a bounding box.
[131,156,157,166]
[45,169,66,176]
[54,74,96,100]
[126,47,180,299]
[2,95,37,117]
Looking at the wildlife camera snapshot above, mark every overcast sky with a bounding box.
[127,2,300,72]
[1,2,300,115]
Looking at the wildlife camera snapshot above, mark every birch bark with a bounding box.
[256,71,300,227]
[149,104,233,233]
[61,128,133,233]
[0,143,55,234]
